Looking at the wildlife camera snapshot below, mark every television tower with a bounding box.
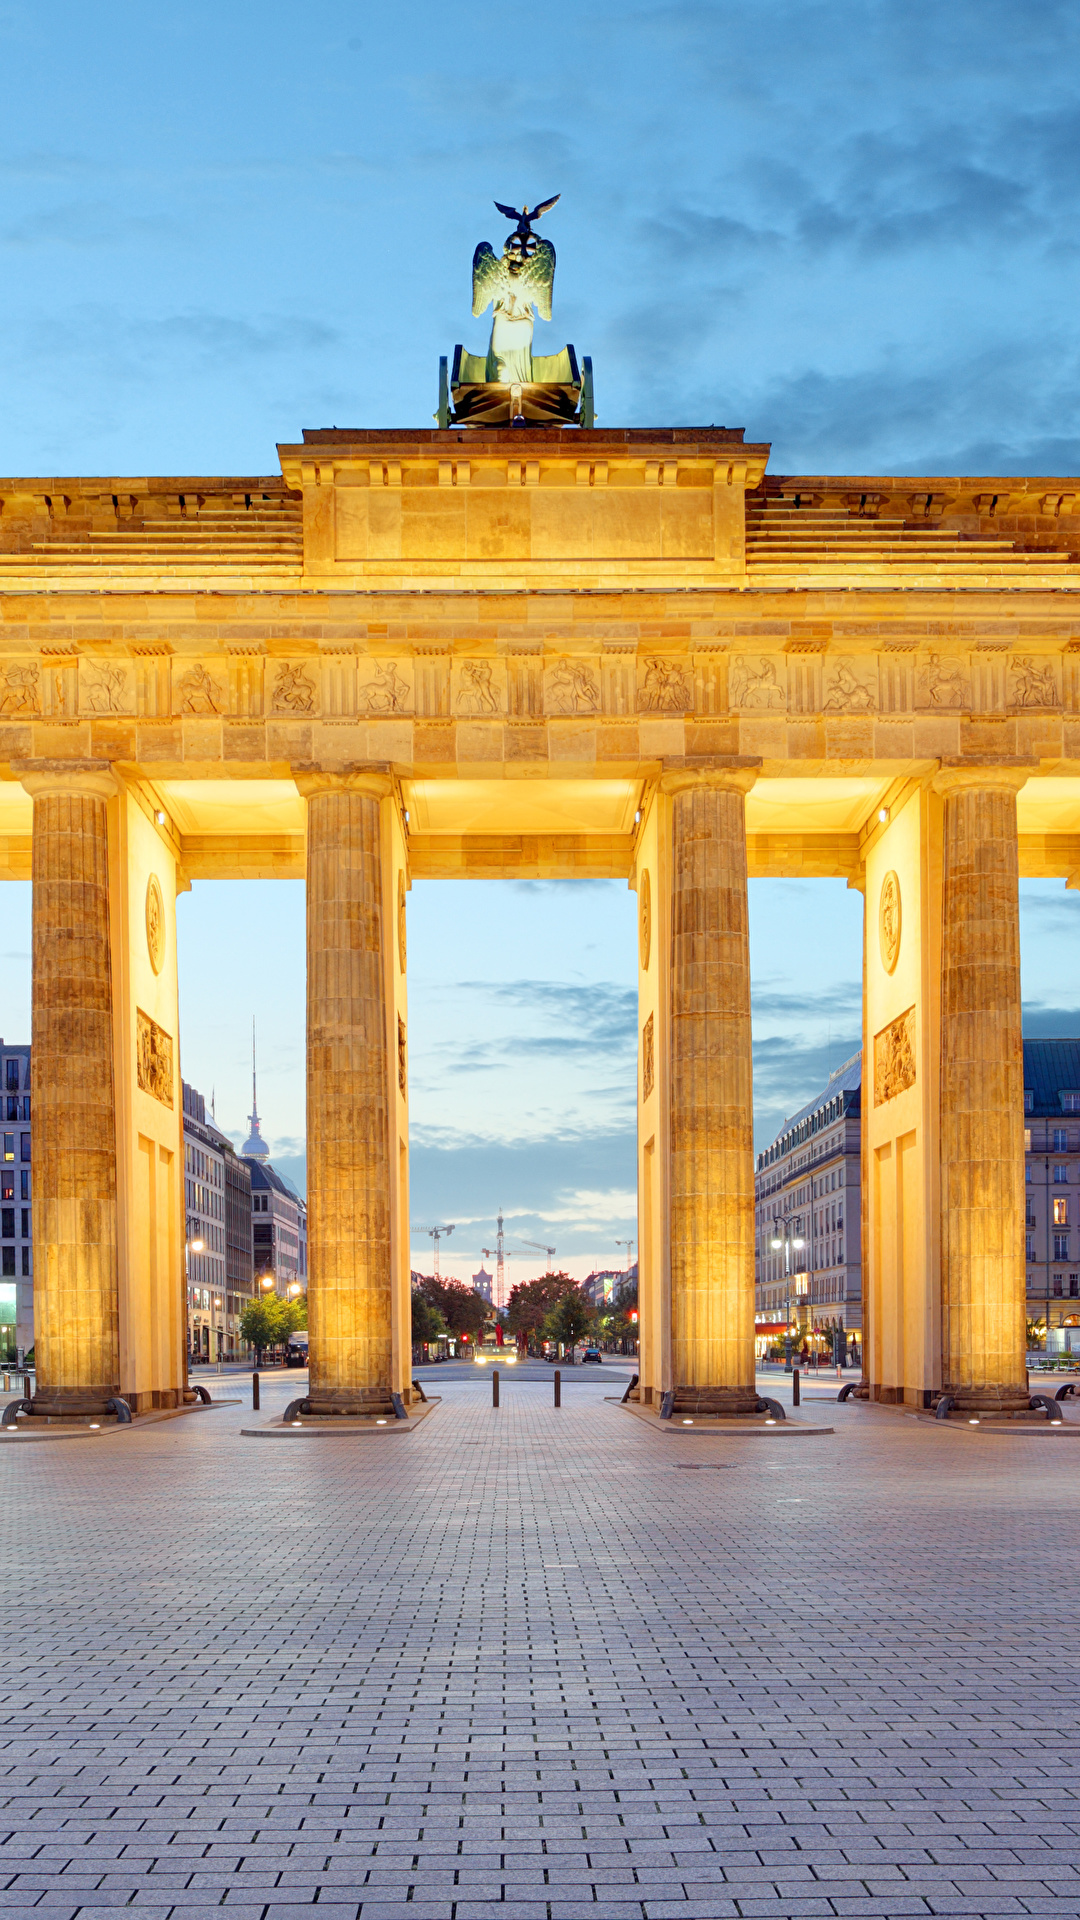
[496,1209,505,1310]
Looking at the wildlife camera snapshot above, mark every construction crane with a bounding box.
[616,1239,635,1269]
[519,1237,557,1269]
[418,1223,454,1279]
[481,1209,507,1310]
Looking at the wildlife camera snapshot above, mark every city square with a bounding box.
[3,1366,1080,1919]
[3,7,1080,1920]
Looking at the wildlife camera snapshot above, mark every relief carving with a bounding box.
[0,661,40,714]
[878,870,901,974]
[642,1012,655,1101]
[921,652,966,708]
[137,1009,174,1108]
[639,869,651,971]
[545,659,600,714]
[145,874,165,976]
[397,1014,407,1094]
[82,661,131,713]
[874,1006,915,1106]
[455,659,500,715]
[357,661,411,714]
[730,655,785,709]
[271,663,316,712]
[1009,655,1060,708]
[823,659,876,713]
[638,657,691,712]
[177,662,223,714]
[397,870,407,973]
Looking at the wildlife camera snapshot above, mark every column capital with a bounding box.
[15,759,117,803]
[659,757,761,799]
[931,758,1036,799]
[293,765,394,802]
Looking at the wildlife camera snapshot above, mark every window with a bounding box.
[20,1246,29,1276]
[1054,1274,1064,1296]
[1053,1129,1069,1152]
[2,1136,12,1163]
[1055,1198,1069,1226]
[1024,1090,1034,1112]
[1026,1234,1035,1261]
[20,1134,30,1162]
[1055,1235,1070,1260]
[4,1060,19,1091]
[5,1097,16,1122]
[0,1208,12,1239]
[1054,1165,1068,1184]
[1071,1276,1079,1299]
[1064,1093,1080,1113]
[20,1209,29,1239]
[1,1248,12,1277]
[21,1096,29,1120]
[20,1172,28,1201]
[1026,1162,1033,1181]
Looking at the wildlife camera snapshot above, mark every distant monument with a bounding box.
[437,195,593,428]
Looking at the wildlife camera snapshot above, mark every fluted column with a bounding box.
[301,772,394,1413]
[21,764,120,1417]
[935,766,1028,1413]
[664,766,758,1414]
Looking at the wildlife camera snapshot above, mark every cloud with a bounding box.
[1023,1005,1080,1038]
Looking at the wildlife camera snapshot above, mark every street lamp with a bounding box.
[769,1217,806,1369]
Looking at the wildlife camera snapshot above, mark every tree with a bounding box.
[545,1286,595,1360]
[412,1288,447,1348]
[414,1275,487,1341]
[240,1297,285,1366]
[506,1270,577,1348]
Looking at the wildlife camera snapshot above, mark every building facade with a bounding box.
[247,1160,307,1300]
[182,1080,253,1361]
[1,1040,31,1362]
[1024,1041,1080,1353]
[755,1053,863,1354]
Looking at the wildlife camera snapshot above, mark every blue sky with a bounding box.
[2,1,1080,1276]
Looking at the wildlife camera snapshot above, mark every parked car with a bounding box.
[582,1347,602,1365]
[285,1332,308,1368]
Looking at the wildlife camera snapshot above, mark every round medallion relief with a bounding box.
[879,870,901,974]
[146,873,165,975]
[639,869,651,971]
[397,870,407,973]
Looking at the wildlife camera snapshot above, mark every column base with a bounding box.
[304,1388,396,1416]
[943,1386,1037,1419]
[672,1385,762,1417]
[30,1385,121,1418]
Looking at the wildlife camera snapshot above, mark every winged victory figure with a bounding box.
[472,195,560,383]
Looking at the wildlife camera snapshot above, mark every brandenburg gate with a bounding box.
[2,423,1077,1423]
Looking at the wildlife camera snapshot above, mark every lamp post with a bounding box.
[769,1216,806,1370]
[185,1236,205,1364]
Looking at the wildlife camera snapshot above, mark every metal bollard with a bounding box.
[2,1373,8,1394]
[792,1366,800,1407]
[492,1367,500,1409]
[554,1368,561,1408]
[252,1371,260,1411]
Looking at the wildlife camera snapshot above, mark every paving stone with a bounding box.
[3,1372,1080,1920]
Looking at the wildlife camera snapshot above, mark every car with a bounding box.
[582,1347,602,1364]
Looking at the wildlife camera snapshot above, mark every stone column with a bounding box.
[664,767,758,1414]
[21,765,120,1417]
[300,772,395,1414]
[935,766,1029,1414]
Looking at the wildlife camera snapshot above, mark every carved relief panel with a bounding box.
[729,654,786,709]
[80,658,134,715]
[822,657,877,714]
[544,658,601,714]
[269,662,317,714]
[874,1007,916,1105]
[137,1010,174,1108]
[452,658,505,716]
[0,661,41,716]
[175,661,225,715]
[637,657,692,712]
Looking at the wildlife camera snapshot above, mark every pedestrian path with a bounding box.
[1,1373,1078,1918]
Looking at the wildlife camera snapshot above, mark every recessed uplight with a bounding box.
[969,1417,980,1425]
[764,1417,776,1426]
[89,1422,100,1430]
[635,809,642,823]
[376,1417,387,1425]
[878,807,889,824]
[682,1418,693,1425]
[155,810,167,826]
[291,1419,302,1427]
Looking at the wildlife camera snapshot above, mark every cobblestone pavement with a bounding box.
[2,1370,1080,1920]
